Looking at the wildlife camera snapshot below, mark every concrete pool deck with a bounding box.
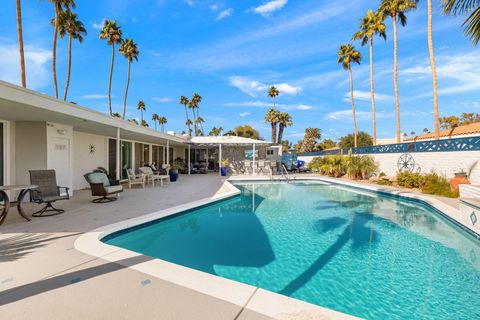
[0,173,469,319]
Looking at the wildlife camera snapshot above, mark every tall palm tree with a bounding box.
[379,0,417,143]
[152,113,159,131]
[277,112,293,144]
[99,20,122,116]
[443,0,480,45]
[268,86,280,108]
[137,100,146,122]
[49,0,76,99]
[353,10,386,146]
[119,38,139,119]
[427,0,440,139]
[337,43,362,148]
[159,116,167,132]
[16,0,26,88]
[179,96,191,135]
[141,119,148,127]
[57,9,86,101]
[191,93,203,135]
[264,108,281,143]
[185,119,193,135]
[195,116,205,136]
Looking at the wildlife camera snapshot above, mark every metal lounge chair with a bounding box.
[29,170,70,217]
[84,172,123,203]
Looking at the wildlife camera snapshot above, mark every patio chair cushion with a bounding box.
[87,172,111,187]
[139,167,154,175]
[104,185,123,194]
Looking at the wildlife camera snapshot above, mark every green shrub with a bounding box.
[379,172,387,177]
[396,171,425,188]
[377,178,393,186]
[421,172,459,198]
[346,155,378,180]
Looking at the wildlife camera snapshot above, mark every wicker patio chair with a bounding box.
[29,170,70,217]
[84,172,123,203]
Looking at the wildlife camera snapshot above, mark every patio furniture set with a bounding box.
[228,160,279,176]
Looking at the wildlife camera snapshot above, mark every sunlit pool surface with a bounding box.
[104,181,480,319]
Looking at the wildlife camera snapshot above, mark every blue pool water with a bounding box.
[104,181,480,319]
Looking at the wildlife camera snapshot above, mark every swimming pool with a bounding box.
[104,180,480,320]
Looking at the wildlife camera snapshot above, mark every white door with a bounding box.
[49,137,71,194]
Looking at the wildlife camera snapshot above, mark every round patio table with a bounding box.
[0,185,38,225]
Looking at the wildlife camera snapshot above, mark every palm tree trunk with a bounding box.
[278,124,284,144]
[271,123,277,143]
[108,44,115,116]
[369,37,376,146]
[392,14,401,143]
[16,0,26,88]
[52,5,59,98]
[122,60,131,119]
[154,122,157,131]
[161,124,164,132]
[349,67,358,148]
[63,35,72,101]
[141,109,143,123]
[184,105,191,135]
[428,0,440,140]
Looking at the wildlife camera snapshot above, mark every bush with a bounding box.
[346,155,378,180]
[308,155,377,180]
[377,178,393,186]
[396,171,425,188]
[379,172,387,177]
[421,172,459,198]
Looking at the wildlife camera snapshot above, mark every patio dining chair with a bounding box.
[84,171,123,203]
[139,166,170,187]
[257,160,266,175]
[29,170,70,217]
[127,169,146,189]
[244,160,252,175]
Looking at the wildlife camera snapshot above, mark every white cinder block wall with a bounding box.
[298,151,480,185]
[73,132,107,190]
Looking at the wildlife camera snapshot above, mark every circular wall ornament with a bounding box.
[89,144,96,155]
[397,153,415,172]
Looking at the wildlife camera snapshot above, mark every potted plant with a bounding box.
[450,168,472,192]
[220,159,230,176]
[169,161,183,182]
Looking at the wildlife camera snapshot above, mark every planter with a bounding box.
[169,170,179,182]
[220,167,228,176]
[450,173,470,192]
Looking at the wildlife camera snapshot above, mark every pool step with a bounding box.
[459,184,480,200]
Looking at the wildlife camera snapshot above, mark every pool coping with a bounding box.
[75,176,478,320]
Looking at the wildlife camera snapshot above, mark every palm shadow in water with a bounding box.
[279,211,379,296]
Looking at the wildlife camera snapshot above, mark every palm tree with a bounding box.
[353,10,386,146]
[300,128,321,153]
[57,9,86,101]
[179,96,191,135]
[99,20,122,116]
[268,86,280,108]
[141,120,148,127]
[158,116,167,132]
[152,113,159,131]
[191,93,202,135]
[337,43,362,148]
[112,112,121,118]
[185,119,193,135]
[16,0,26,87]
[49,0,76,98]
[379,0,417,143]
[209,127,223,136]
[128,118,138,125]
[137,100,146,122]
[119,38,139,119]
[443,0,480,45]
[195,116,205,135]
[427,0,439,139]
[264,108,281,143]
[277,112,293,144]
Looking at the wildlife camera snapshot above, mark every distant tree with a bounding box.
[339,131,373,148]
[300,128,322,153]
[423,128,430,134]
[233,125,262,140]
[268,86,280,108]
[112,112,121,118]
[264,108,281,143]
[128,118,138,125]
[318,139,337,150]
[152,113,159,130]
[119,38,139,119]
[179,96,191,135]
[158,116,167,132]
[460,112,480,124]
[99,20,122,116]
[141,119,148,127]
[277,112,293,144]
[410,131,416,136]
[137,100,146,122]
[440,113,480,129]
[294,140,304,153]
[208,127,223,136]
[281,140,292,152]
[224,130,236,136]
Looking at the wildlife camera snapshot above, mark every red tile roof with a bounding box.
[406,122,480,141]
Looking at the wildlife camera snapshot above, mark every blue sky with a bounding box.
[1,0,479,142]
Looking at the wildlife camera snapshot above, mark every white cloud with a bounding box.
[216,8,234,21]
[223,100,314,111]
[0,44,50,90]
[80,94,109,99]
[152,97,172,103]
[253,0,288,17]
[342,90,393,103]
[229,76,301,97]
[325,109,392,121]
[297,105,312,110]
[210,3,221,11]
[92,19,106,30]
[184,0,195,6]
[239,112,251,117]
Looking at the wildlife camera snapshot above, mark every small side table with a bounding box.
[0,185,38,225]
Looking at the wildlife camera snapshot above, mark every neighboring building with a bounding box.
[0,81,280,192]
[377,136,404,145]
[405,122,480,141]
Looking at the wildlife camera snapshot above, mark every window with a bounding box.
[267,150,274,155]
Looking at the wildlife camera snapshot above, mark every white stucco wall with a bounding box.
[73,132,107,190]
[299,151,480,184]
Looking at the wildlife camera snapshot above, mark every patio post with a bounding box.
[219,144,222,176]
[116,127,121,180]
[253,143,256,175]
[188,144,191,175]
[166,140,170,165]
